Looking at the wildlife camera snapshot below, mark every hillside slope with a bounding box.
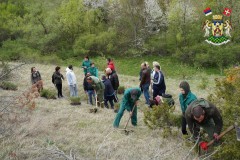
[0,63,218,160]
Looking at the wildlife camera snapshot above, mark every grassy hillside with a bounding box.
[0,62,220,160]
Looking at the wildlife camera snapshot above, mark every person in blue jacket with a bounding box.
[179,81,197,135]
[152,65,166,98]
[102,75,115,109]
[113,88,141,128]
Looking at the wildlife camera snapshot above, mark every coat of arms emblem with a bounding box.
[203,8,232,45]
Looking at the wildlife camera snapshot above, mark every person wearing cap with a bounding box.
[105,67,119,102]
[179,81,197,135]
[88,62,98,77]
[102,75,115,109]
[113,88,142,128]
[66,65,78,97]
[140,62,151,106]
[185,98,223,141]
[152,65,166,98]
[86,76,105,106]
[83,73,95,105]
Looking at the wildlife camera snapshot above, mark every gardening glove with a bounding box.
[199,141,208,150]
[213,133,219,141]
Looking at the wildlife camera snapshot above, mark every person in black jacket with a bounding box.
[102,75,115,109]
[152,65,166,98]
[83,73,95,105]
[185,98,223,141]
[105,68,119,102]
[52,66,64,98]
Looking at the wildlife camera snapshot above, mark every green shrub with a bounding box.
[0,61,11,80]
[117,86,125,94]
[69,97,81,105]
[0,81,18,90]
[198,77,209,90]
[143,103,181,137]
[40,89,56,99]
[207,67,240,160]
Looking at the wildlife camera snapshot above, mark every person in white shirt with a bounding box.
[66,65,78,97]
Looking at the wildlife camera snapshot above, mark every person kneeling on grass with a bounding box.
[113,88,142,128]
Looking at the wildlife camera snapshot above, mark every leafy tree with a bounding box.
[208,67,240,159]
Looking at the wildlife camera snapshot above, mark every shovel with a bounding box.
[123,105,136,135]
[199,123,240,151]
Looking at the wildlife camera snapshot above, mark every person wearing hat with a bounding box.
[185,98,223,141]
[113,88,142,128]
[86,76,105,107]
[179,81,197,135]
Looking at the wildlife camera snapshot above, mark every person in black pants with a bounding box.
[52,66,64,98]
[102,75,115,109]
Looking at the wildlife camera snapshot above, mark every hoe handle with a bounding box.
[124,105,136,129]
[207,125,235,147]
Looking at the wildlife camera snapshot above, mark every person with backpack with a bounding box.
[66,65,78,97]
[185,98,223,142]
[88,62,98,77]
[102,75,115,109]
[81,56,91,76]
[31,67,43,92]
[113,88,141,128]
[179,81,197,135]
[86,76,105,107]
[52,66,64,98]
[152,65,166,98]
[83,73,95,105]
[105,68,119,102]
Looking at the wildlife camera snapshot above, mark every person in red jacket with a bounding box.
[107,58,115,72]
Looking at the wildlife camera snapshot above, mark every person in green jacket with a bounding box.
[86,76,105,106]
[82,56,91,76]
[179,81,197,135]
[185,98,223,141]
[113,88,142,128]
[88,62,98,77]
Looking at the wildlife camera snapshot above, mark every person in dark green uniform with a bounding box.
[82,56,91,76]
[185,98,223,141]
[179,81,197,135]
[113,88,142,128]
[88,62,98,77]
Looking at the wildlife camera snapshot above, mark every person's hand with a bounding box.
[135,100,139,106]
[129,111,132,116]
[213,133,219,141]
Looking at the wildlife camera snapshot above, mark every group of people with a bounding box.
[30,57,223,145]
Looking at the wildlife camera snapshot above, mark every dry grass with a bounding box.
[0,63,220,160]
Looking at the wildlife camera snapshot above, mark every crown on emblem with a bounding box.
[213,15,223,20]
